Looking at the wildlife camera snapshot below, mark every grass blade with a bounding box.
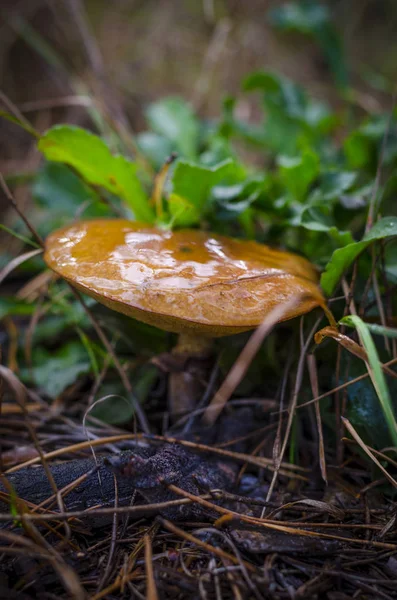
[341,318,397,340]
[340,315,397,446]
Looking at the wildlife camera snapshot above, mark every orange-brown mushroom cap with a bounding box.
[44,219,326,336]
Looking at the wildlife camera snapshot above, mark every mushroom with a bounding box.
[44,219,327,419]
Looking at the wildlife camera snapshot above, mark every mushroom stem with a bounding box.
[168,333,214,421]
[172,333,213,357]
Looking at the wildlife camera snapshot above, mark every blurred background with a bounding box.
[1,0,396,154]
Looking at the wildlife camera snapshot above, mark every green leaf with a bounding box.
[212,177,264,218]
[244,71,305,119]
[33,163,109,233]
[167,193,200,228]
[339,185,371,210]
[146,97,200,159]
[278,149,319,201]
[344,130,373,169]
[28,341,92,398]
[320,171,357,201]
[243,70,335,154]
[38,125,154,223]
[200,135,237,166]
[321,216,397,296]
[300,205,333,231]
[137,132,174,169]
[344,116,397,170]
[321,239,367,295]
[339,315,397,446]
[327,227,354,246]
[169,159,237,226]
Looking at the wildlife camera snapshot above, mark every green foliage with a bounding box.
[342,356,390,447]
[145,97,200,160]
[137,132,174,169]
[26,341,93,398]
[168,159,239,227]
[242,70,337,154]
[38,125,154,222]
[278,149,319,202]
[321,217,397,296]
[344,115,397,170]
[25,69,395,288]
[340,316,397,446]
[33,163,108,234]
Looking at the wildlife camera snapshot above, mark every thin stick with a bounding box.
[265,316,322,503]
[5,433,140,473]
[144,533,159,600]
[342,417,397,490]
[297,354,397,411]
[204,295,309,425]
[0,89,39,138]
[158,518,257,573]
[0,173,43,247]
[165,483,397,551]
[307,354,327,484]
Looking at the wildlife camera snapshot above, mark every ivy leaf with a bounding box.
[321,217,397,295]
[38,125,154,223]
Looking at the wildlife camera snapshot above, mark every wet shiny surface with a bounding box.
[44,219,325,335]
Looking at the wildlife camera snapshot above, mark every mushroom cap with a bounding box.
[44,219,325,336]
